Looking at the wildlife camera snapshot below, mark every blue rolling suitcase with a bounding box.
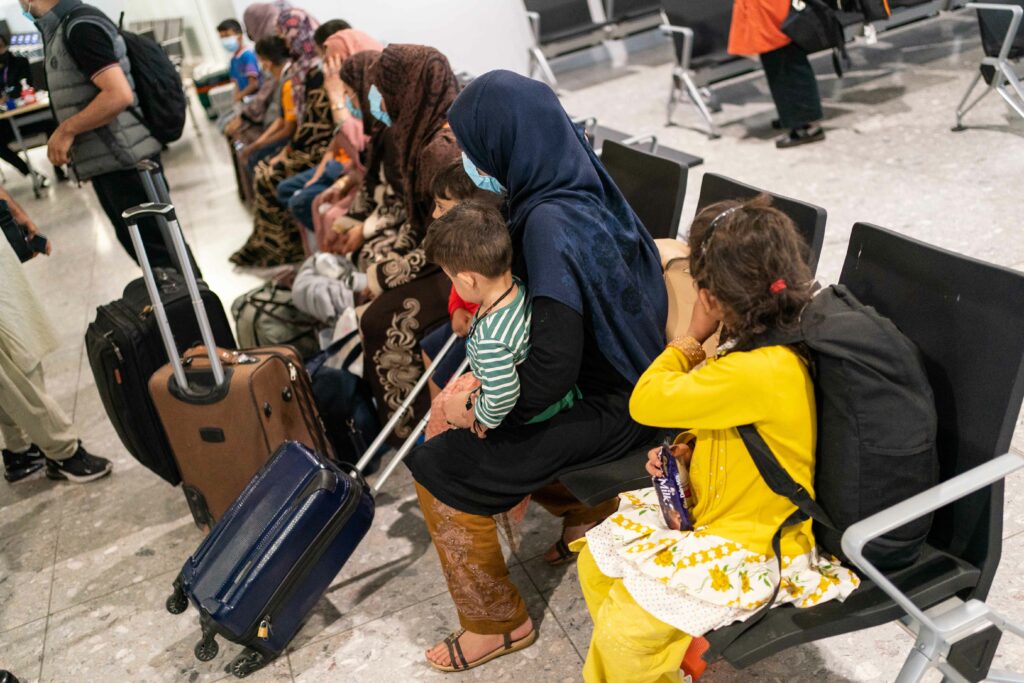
[165,441,374,676]
[165,335,469,678]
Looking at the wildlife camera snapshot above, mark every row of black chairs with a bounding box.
[558,168,1024,679]
[525,0,665,86]
[662,0,972,137]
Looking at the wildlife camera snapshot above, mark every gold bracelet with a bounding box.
[668,335,706,367]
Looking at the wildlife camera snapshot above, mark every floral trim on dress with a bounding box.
[585,488,860,634]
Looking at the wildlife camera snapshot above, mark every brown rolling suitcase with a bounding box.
[121,203,332,528]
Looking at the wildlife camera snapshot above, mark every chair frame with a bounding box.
[953,2,1024,130]
[842,452,1024,683]
[660,11,720,139]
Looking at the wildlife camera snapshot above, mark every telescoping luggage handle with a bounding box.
[353,333,469,493]
[121,202,226,390]
[137,159,181,272]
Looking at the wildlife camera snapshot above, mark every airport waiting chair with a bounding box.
[697,173,827,273]
[702,223,1024,678]
[601,139,688,239]
[660,0,757,138]
[559,174,826,503]
[953,1,1024,130]
[525,0,611,87]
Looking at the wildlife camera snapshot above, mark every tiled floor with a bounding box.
[1,8,1023,682]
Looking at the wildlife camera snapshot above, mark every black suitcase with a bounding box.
[86,268,236,485]
[85,161,235,485]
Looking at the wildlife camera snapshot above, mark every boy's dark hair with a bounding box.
[314,20,352,48]
[255,36,289,65]
[688,193,813,348]
[424,201,512,279]
[217,19,243,34]
[430,160,493,203]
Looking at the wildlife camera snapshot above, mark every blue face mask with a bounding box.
[344,94,362,120]
[462,152,505,194]
[367,84,391,127]
[221,36,240,53]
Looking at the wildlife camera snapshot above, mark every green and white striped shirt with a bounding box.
[467,280,532,429]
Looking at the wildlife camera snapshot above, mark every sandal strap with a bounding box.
[451,631,469,670]
[503,632,512,650]
[444,635,459,671]
[555,538,573,558]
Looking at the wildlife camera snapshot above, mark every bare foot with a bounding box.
[425,617,534,669]
[543,521,597,564]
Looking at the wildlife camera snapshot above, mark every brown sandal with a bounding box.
[428,627,538,673]
[545,538,578,567]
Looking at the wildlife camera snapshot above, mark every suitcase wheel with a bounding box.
[230,649,268,679]
[166,577,188,615]
[194,623,219,662]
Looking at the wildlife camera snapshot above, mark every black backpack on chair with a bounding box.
[739,284,940,572]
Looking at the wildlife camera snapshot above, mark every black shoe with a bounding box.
[775,125,825,149]
[1,670,22,683]
[2,444,44,482]
[45,445,112,483]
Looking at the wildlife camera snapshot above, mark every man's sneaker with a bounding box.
[45,445,112,483]
[3,444,45,482]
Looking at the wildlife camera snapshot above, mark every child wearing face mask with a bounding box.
[217,19,261,103]
[574,195,860,682]
[423,202,579,439]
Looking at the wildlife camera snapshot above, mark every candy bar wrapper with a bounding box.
[652,445,694,531]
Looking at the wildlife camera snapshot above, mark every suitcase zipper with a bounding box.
[239,474,364,644]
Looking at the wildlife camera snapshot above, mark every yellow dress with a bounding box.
[583,344,860,638]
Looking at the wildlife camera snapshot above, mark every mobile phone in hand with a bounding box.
[29,233,48,255]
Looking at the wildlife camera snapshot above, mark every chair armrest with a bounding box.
[659,24,694,70]
[621,132,659,153]
[966,3,1024,61]
[526,10,542,43]
[841,452,1024,637]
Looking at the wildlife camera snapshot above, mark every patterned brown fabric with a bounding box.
[232,71,335,267]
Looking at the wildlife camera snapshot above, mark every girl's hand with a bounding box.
[686,295,720,344]
[645,442,693,478]
[471,421,488,439]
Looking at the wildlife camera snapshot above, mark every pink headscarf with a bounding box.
[323,29,383,61]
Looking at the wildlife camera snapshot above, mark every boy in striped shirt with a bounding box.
[423,202,578,438]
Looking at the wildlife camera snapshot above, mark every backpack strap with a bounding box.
[704,425,839,658]
[737,424,835,530]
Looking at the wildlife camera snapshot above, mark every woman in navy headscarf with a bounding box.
[406,70,667,672]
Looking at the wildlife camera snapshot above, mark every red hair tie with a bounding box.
[769,279,788,294]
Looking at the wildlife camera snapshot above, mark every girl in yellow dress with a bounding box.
[576,195,860,682]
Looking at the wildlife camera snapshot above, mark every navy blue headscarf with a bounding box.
[448,70,667,383]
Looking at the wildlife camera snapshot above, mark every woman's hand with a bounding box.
[451,308,473,338]
[339,225,365,255]
[645,442,693,478]
[224,117,242,138]
[323,55,346,108]
[686,295,720,344]
[444,390,475,429]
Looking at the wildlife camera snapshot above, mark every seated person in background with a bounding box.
[575,195,860,683]
[237,36,293,174]
[0,185,111,484]
[0,32,63,184]
[217,19,260,103]
[418,160,502,398]
[422,202,579,438]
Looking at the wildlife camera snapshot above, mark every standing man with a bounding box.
[0,184,112,484]
[22,0,191,270]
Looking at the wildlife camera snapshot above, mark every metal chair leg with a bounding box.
[529,47,559,89]
[895,647,937,683]
[680,70,720,139]
[996,62,1024,120]
[666,70,682,126]
[952,69,994,131]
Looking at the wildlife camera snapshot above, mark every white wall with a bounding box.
[230,0,534,77]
